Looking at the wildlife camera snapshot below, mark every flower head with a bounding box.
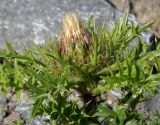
[59,12,91,58]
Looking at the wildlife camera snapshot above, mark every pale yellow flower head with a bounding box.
[59,12,91,57]
[62,12,82,41]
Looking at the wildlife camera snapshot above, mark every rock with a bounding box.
[67,89,84,108]
[105,0,131,12]
[130,0,160,37]
[15,102,50,125]
[0,96,7,122]
[0,0,152,52]
[95,90,124,108]
[3,111,23,125]
[145,95,160,115]
[31,115,50,125]
[19,91,30,103]
[0,96,7,104]
[15,100,49,125]
[15,101,33,115]
[107,0,160,37]
[0,104,6,122]
[101,119,109,125]
[5,88,16,100]
[7,102,16,112]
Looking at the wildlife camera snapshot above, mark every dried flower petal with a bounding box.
[59,12,91,58]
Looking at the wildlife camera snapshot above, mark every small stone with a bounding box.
[101,118,109,125]
[0,96,7,104]
[106,99,113,106]
[97,91,120,107]
[7,102,16,112]
[0,112,6,121]
[107,0,130,12]
[6,88,15,100]
[110,90,125,100]
[67,89,84,108]
[19,91,30,103]
[31,115,50,125]
[0,97,7,121]
[15,102,33,113]
[100,92,109,101]
[0,104,5,110]
[15,101,33,122]
[3,111,23,125]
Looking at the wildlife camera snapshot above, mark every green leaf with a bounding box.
[5,40,16,53]
[93,105,117,118]
[138,20,157,33]
[31,97,45,118]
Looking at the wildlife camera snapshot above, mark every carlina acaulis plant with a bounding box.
[58,12,91,61]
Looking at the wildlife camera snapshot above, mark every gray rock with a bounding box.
[106,0,131,12]
[0,96,7,104]
[15,103,32,113]
[107,0,160,37]
[31,115,50,125]
[0,96,7,121]
[67,89,84,108]
[0,112,5,121]
[0,0,152,52]
[15,100,50,125]
[145,94,160,115]
[130,0,160,37]
[3,111,23,125]
[15,101,33,121]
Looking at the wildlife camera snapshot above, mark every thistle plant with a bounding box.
[0,13,160,125]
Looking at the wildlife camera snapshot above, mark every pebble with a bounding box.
[0,97,7,122]
[0,97,7,104]
[3,111,23,125]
